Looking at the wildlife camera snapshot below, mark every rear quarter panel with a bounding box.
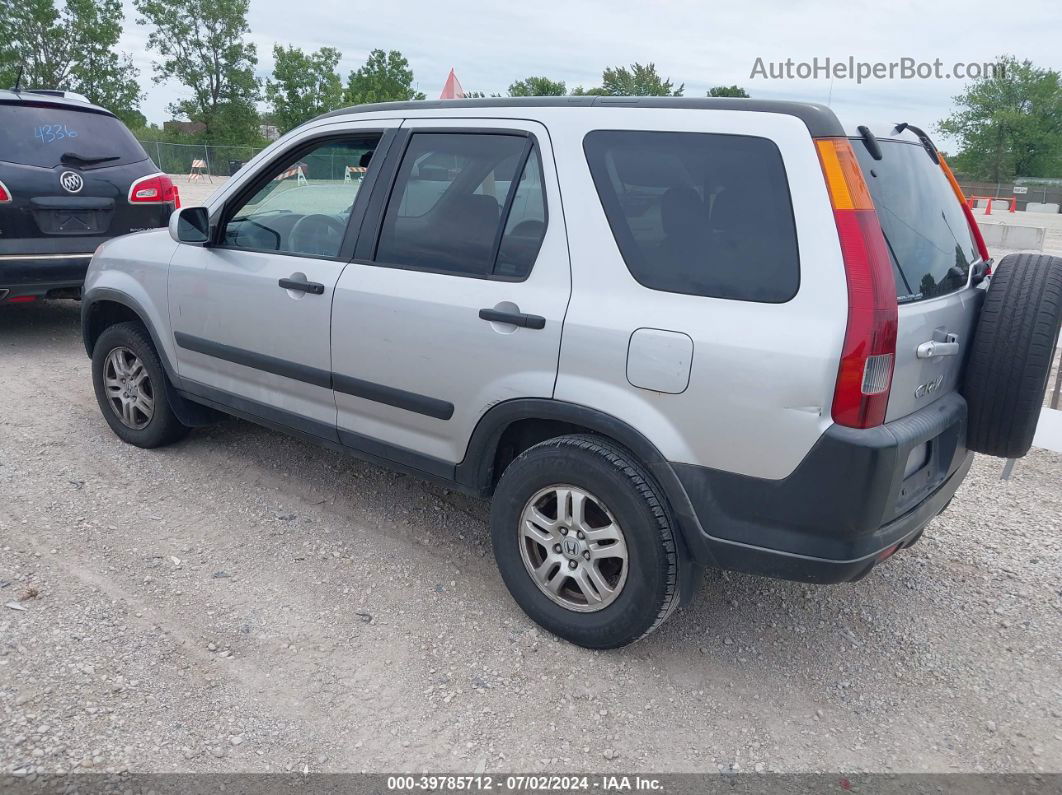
[545,107,848,480]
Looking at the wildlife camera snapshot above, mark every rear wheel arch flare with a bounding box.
[458,399,676,496]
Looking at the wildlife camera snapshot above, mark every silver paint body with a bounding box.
[84,106,979,480]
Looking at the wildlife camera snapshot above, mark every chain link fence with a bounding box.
[957,180,1062,211]
[138,139,267,177]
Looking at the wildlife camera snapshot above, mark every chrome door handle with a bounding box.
[916,340,959,358]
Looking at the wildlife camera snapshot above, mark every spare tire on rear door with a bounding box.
[964,253,1062,458]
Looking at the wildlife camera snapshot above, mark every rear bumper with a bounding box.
[671,392,972,583]
[0,253,92,298]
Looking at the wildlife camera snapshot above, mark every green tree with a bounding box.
[508,76,566,97]
[938,55,1062,180]
[0,0,143,124]
[134,0,260,141]
[344,49,425,105]
[570,85,608,96]
[708,85,749,98]
[576,63,683,97]
[266,45,343,133]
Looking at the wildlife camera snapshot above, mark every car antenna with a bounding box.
[893,122,940,165]
[12,63,24,93]
[857,125,882,160]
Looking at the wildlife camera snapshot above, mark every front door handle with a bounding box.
[478,308,546,330]
[279,277,325,295]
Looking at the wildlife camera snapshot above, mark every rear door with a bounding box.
[329,118,569,470]
[852,137,985,421]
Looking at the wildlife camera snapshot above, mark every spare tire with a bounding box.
[964,253,1062,458]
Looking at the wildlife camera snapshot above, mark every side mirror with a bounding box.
[168,206,211,244]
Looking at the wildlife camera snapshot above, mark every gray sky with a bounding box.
[118,0,1061,149]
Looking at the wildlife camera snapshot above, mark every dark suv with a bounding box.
[0,90,179,303]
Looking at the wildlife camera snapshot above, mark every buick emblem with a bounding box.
[59,171,84,193]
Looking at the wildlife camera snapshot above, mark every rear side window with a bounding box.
[853,140,978,302]
[0,105,148,169]
[583,130,800,303]
[375,132,545,278]
[495,151,547,279]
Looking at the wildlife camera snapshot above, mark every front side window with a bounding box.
[584,130,800,302]
[375,132,546,278]
[221,136,379,258]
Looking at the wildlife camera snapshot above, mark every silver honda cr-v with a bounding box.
[81,98,1062,648]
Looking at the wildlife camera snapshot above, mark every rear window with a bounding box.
[583,130,800,303]
[0,104,148,169]
[853,139,978,303]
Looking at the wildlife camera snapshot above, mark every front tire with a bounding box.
[91,321,189,448]
[490,435,680,649]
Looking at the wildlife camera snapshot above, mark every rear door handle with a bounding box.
[478,308,546,330]
[279,277,325,295]
[916,334,960,358]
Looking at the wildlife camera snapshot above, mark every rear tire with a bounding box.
[91,322,189,448]
[963,253,1062,458]
[490,434,680,649]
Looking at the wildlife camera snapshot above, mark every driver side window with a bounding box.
[222,135,380,258]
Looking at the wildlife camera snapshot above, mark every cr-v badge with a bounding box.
[59,171,84,193]
[915,374,944,398]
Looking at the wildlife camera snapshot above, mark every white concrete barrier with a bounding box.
[976,221,1046,250]
[1004,224,1048,249]
[1025,202,1060,214]
[979,222,1005,246]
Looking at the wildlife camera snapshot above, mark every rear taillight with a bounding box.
[128,173,180,209]
[816,138,898,429]
[0,179,11,203]
[939,155,990,266]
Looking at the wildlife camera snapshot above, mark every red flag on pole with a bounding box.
[440,68,465,99]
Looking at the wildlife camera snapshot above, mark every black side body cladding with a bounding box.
[173,332,332,389]
[171,332,454,421]
[332,374,454,421]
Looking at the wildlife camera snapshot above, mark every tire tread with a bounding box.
[964,253,1062,458]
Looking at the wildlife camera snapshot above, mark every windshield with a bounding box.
[853,139,978,303]
[0,104,149,169]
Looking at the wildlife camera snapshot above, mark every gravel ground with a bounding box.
[1,300,1060,777]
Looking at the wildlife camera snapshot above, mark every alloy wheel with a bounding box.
[518,484,629,612]
[103,346,154,430]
